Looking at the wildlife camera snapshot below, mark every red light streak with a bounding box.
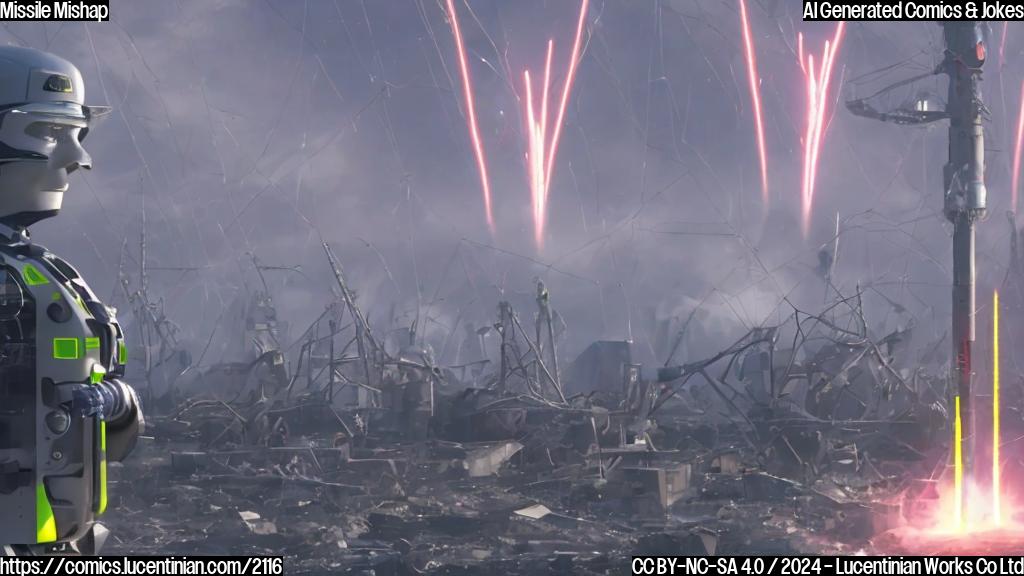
[738,0,768,204]
[525,65,544,248]
[544,0,589,197]
[1012,79,1024,214]
[446,0,495,234]
[522,0,589,250]
[798,23,845,239]
[524,42,554,249]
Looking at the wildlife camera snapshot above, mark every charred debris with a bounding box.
[100,240,961,574]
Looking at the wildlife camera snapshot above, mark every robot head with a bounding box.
[0,46,108,229]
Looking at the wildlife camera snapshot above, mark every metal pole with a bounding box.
[323,243,376,394]
[328,319,336,402]
[845,22,989,524]
[942,22,987,511]
[498,301,512,393]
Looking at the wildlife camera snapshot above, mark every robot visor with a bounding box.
[0,102,102,163]
[7,102,91,126]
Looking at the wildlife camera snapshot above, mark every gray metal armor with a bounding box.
[0,46,142,553]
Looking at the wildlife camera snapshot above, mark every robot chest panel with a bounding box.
[0,249,110,383]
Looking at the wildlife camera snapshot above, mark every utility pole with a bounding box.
[498,301,512,393]
[943,22,987,503]
[535,280,561,392]
[848,22,988,521]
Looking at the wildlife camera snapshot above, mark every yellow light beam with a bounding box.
[955,395,964,532]
[994,290,1001,525]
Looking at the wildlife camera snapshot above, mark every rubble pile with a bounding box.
[104,255,965,573]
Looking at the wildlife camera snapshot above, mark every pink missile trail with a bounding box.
[738,0,769,204]
[1013,79,1024,214]
[525,70,543,248]
[541,39,553,168]
[522,0,590,250]
[446,0,495,234]
[543,0,589,196]
[799,22,845,239]
[524,41,554,250]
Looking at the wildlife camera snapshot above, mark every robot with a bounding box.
[0,46,143,555]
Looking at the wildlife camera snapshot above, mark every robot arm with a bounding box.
[96,379,143,463]
[69,378,143,463]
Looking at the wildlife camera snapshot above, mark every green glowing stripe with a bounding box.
[118,341,127,364]
[22,264,48,286]
[36,483,56,543]
[85,337,100,350]
[98,422,107,515]
[53,338,79,360]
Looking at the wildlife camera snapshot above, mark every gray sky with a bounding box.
[5,3,1016,368]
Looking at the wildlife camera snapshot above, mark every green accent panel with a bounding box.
[98,422,107,515]
[36,483,56,543]
[118,341,127,364]
[90,364,105,385]
[22,264,48,286]
[85,337,100,350]
[53,338,79,360]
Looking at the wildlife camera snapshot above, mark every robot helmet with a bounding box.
[0,46,108,229]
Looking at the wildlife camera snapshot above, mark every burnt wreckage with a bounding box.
[92,230,980,572]
[98,24,1018,555]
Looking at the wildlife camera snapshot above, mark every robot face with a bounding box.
[0,46,110,229]
[0,103,93,228]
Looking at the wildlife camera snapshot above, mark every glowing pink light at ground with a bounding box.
[874,297,1020,550]
[1013,79,1024,214]
[446,0,495,234]
[738,0,768,204]
[888,475,1024,552]
[522,0,589,250]
[798,23,845,239]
